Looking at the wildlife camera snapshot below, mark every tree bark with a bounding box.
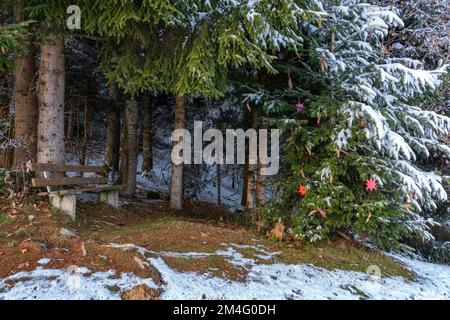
[80,96,88,165]
[37,34,65,169]
[105,82,121,172]
[119,108,128,185]
[13,45,38,168]
[120,98,138,197]
[66,107,74,140]
[241,105,250,207]
[245,107,257,210]
[246,164,255,209]
[217,164,221,205]
[256,120,267,206]
[170,94,186,210]
[142,95,153,172]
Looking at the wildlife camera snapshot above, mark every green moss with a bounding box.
[107,217,179,236]
[0,212,8,224]
[106,285,121,293]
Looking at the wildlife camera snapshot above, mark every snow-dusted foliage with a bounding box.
[379,0,449,68]
[258,0,448,249]
[316,0,449,235]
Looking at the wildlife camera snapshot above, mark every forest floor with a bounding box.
[0,197,449,300]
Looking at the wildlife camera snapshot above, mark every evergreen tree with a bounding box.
[259,0,449,249]
[20,0,75,167]
[84,0,322,205]
[0,22,28,74]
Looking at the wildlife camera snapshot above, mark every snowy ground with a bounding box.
[1,243,449,300]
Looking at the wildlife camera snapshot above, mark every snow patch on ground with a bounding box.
[151,256,450,300]
[0,266,157,300]
[37,258,51,265]
[147,246,450,300]
[2,245,449,300]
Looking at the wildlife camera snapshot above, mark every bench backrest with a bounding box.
[27,163,107,188]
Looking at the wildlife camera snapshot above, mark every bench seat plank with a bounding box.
[38,185,125,196]
[32,177,107,187]
[27,163,105,173]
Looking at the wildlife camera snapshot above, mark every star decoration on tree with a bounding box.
[298,184,308,197]
[295,101,305,112]
[365,178,378,192]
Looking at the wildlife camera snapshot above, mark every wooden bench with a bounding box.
[27,162,124,220]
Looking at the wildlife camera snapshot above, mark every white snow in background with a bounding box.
[2,243,448,300]
[135,147,246,211]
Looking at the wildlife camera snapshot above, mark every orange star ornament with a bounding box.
[298,184,308,197]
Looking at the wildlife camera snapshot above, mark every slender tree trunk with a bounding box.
[105,82,121,172]
[120,98,138,197]
[142,95,153,172]
[231,167,236,189]
[246,165,255,209]
[80,96,88,165]
[217,164,221,205]
[37,34,65,169]
[256,120,267,206]
[241,163,248,206]
[170,94,186,210]
[13,45,38,167]
[66,107,74,140]
[256,161,266,206]
[241,105,250,207]
[246,107,257,210]
[119,107,128,184]
[1,108,14,168]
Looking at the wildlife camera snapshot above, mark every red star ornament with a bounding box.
[365,178,378,192]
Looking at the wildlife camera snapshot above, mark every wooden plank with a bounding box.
[37,185,124,196]
[32,177,107,187]
[27,162,105,173]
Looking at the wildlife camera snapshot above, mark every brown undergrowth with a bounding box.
[0,197,414,286]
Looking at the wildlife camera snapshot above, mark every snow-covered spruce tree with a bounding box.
[376,0,449,68]
[259,0,449,249]
[374,0,449,261]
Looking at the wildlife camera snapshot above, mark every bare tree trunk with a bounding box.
[246,165,255,209]
[241,163,248,206]
[170,94,185,210]
[37,34,65,169]
[217,164,221,205]
[1,108,14,168]
[80,96,88,165]
[256,121,267,206]
[256,162,266,206]
[232,172,235,189]
[119,108,128,184]
[13,45,38,167]
[241,105,250,207]
[245,107,257,210]
[105,82,121,172]
[120,98,138,197]
[66,107,74,140]
[142,95,153,172]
